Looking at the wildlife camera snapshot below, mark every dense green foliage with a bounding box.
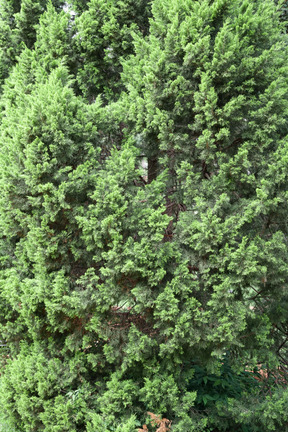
[0,0,288,431]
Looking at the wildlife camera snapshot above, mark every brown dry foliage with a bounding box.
[138,412,172,432]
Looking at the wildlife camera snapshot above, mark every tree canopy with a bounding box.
[0,1,288,431]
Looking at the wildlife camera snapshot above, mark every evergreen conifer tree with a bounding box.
[275,0,288,24]
[118,0,288,428]
[0,0,288,431]
[34,2,76,77]
[0,0,67,92]
[0,0,21,91]
[75,0,152,102]
[15,0,66,48]
[0,60,105,429]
